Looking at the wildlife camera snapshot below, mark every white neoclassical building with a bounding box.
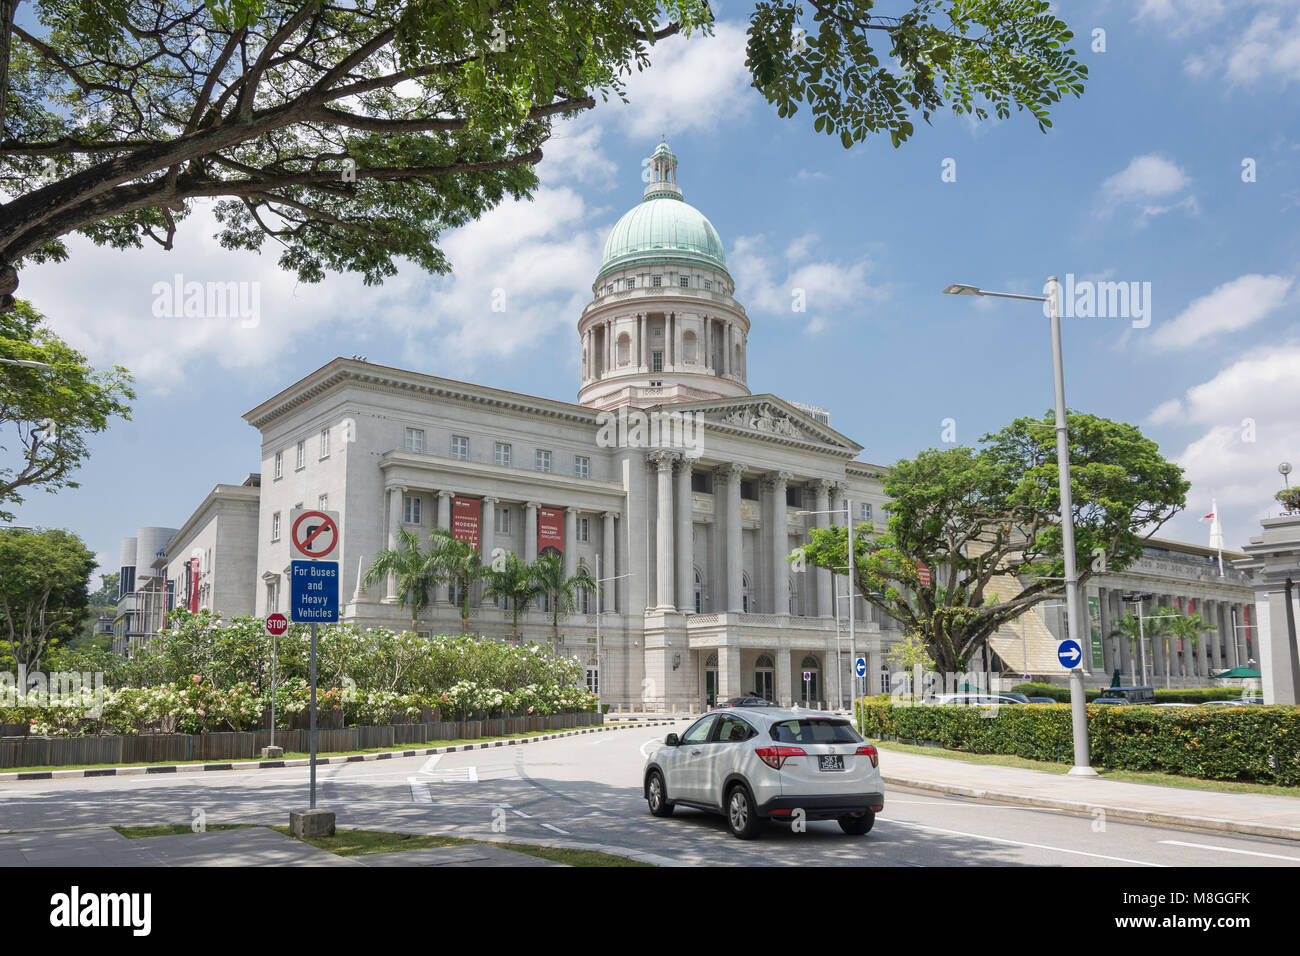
[242,142,903,710]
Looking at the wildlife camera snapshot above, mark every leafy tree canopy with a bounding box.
[0,525,98,670]
[799,411,1189,673]
[0,0,1086,305]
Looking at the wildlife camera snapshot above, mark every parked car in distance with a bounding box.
[929,693,1025,706]
[1093,686,1157,705]
[1027,697,1058,704]
[717,696,772,708]
[643,708,885,839]
[1202,696,1265,706]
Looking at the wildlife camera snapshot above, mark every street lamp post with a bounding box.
[943,278,1095,775]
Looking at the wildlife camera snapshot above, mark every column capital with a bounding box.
[648,449,679,469]
[714,462,745,482]
[482,495,499,506]
[764,470,793,490]
[813,478,834,496]
[525,500,541,510]
[673,455,694,475]
[437,489,454,500]
[385,483,408,494]
[602,511,621,521]
[565,505,581,514]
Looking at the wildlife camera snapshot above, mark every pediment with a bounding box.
[688,395,862,453]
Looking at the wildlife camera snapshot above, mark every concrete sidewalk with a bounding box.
[878,746,1300,842]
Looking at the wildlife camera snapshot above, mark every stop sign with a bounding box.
[265,613,289,636]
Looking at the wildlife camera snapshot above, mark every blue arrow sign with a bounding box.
[1057,639,1083,669]
[855,657,867,678]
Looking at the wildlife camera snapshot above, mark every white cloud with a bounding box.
[1148,345,1300,545]
[728,234,886,335]
[20,188,604,391]
[610,21,758,140]
[1101,154,1191,203]
[1149,274,1293,350]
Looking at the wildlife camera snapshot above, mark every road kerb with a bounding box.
[882,773,1300,844]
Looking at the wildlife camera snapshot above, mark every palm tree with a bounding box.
[1160,610,1217,683]
[1147,608,1187,689]
[362,528,443,632]
[426,527,485,634]
[483,551,543,638]
[1109,612,1149,687]
[530,554,597,646]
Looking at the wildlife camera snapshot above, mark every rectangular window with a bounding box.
[679,275,689,288]
[652,352,664,372]
[495,442,512,467]
[535,449,552,473]
[273,451,282,480]
[625,279,635,290]
[704,280,712,291]
[879,671,891,694]
[786,486,800,508]
[691,472,712,493]
[651,275,662,287]
[271,512,281,542]
[451,435,469,459]
[404,495,421,524]
[575,456,590,479]
[404,427,425,453]
[860,503,872,522]
[295,440,305,470]
[319,427,330,459]
[495,507,511,535]
[741,479,758,501]
[577,517,589,543]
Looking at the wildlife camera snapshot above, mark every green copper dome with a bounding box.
[597,143,729,282]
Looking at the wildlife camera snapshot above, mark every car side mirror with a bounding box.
[665,733,680,746]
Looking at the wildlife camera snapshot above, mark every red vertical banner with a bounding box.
[188,559,200,612]
[452,496,481,551]
[538,508,563,560]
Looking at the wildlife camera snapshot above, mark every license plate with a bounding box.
[818,755,845,772]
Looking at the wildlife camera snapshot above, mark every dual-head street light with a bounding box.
[942,278,1096,776]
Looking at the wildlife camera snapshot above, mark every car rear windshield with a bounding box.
[769,718,864,744]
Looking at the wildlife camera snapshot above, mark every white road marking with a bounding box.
[540,823,569,835]
[880,818,1165,867]
[424,767,478,782]
[512,809,531,819]
[419,755,442,775]
[1158,840,1300,862]
[407,777,432,805]
[639,738,665,759]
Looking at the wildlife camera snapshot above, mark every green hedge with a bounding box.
[1009,682,1246,704]
[856,701,1300,786]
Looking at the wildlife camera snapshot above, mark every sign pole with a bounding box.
[309,621,318,809]
[270,630,277,751]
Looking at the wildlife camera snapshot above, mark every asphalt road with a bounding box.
[2,725,1298,867]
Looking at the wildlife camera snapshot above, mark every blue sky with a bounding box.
[10,0,1300,574]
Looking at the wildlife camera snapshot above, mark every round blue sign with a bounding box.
[855,657,867,677]
[1057,639,1083,669]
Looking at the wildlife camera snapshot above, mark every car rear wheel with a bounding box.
[725,784,766,840]
[647,771,674,817]
[838,810,876,835]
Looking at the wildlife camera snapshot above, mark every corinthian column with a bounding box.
[718,463,745,612]
[650,452,677,609]
[813,479,833,617]
[769,472,792,615]
[676,457,694,611]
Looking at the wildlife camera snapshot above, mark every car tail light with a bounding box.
[755,746,806,770]
[856,744,879,768]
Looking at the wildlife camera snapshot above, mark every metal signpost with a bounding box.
[289,509,339,811]
[265,613,288,751]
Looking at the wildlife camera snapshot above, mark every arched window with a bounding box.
[801,654,820,669]
[742,572,751,613]
[789,576,800,616]
[617,332,631,366]
[683,330,698,364]
[577,564,592,614]
[755,654,774,668]
[754,654,775,701]
[694,567,705,613]
[705,652,718,667]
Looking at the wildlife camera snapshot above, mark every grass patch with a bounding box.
[269,826,471,856]
[488,842,651,867]
[114,824,255,839]
[0,728,598,774]
[878,741,1300,797]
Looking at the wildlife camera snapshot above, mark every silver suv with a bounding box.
[642,708,885,839]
